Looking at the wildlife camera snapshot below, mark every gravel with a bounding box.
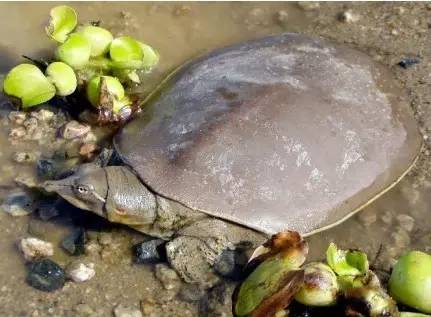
[19,237,54,260]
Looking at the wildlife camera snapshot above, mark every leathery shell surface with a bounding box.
[116,33,421,235]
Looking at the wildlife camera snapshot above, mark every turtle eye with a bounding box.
[75,184,90,195]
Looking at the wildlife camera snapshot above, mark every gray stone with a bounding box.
[154,264,181,290]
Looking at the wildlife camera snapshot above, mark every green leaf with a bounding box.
[56,33,91,69]
[326,243,369,277]
[3,64,56,108]
[45,62,77,96]
[401,313,431,317]
[45,5,78,43]
[139,42,159,69]
[86,75,125,107]
[79,25,113,57]
[110,36,143,62]
[113,69,141,84]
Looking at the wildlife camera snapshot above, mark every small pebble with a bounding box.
[338,9,361,23]
[61,120,91,140]
[357,209,377,227]
[173,5,191,16]
[36,159,57,180]
[98,232,113,246]
[154,264,181,290]
[380,210,393,225]
[2,191,35,216]
[19,237,54,260]
[62,228,87,256]
[74,303,95,317]
[66,261,95,282]
[140,299,156,316]
[113,304,142,317]
[23,117,38,133]
[397,58,420,69]
[12,151,37,163]
[85,240,102,257]
[396,214,415,232]
[297,2,320,10]
[178,284,206,302]
[8,111,27,125]
[31,109,54,122]
[79,143,99,159]
[26,259,66,292]
[9,126,27,139]
[133,239,166,264]
[275,10,289,27]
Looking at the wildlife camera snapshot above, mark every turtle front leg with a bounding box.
[166,218,267,287]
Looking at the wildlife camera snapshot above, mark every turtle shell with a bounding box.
[115,33,421,236]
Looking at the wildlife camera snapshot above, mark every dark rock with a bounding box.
[177,284,206,302]
[37,198,61,220]
[397,58,420,69]
[61,228,87,256]
[199,282,235,317]
[26,259,66,292]
[36,159,57,180]
[133,239,166,264]
[2,190,36,216]
[213,248,249,281]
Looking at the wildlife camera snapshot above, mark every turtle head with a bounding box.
[43,164,108,217]
[43,165,157,227]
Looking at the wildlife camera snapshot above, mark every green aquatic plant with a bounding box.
[45,62,77,96]
[86,75,131,114]
[79,25,113,57]
[56,33,91,68]
[3,64,56,108]
[2,5,159,118]
[389,251,431,314]
[45,5,77,43]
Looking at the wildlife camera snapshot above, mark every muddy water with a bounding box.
[0,2,430,317]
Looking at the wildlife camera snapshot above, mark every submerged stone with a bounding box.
[61,228,87,256]
[2,191,36,216]
[26,259,66,292]
[133,239,166,264]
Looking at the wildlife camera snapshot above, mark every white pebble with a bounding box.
[66,262,96,283]
[339,9,361,23]
[19,237,54,260]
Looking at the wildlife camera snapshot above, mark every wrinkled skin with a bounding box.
[44,164,267,286]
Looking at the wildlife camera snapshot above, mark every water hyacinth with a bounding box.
[3,64,56,108]
[79,25,113,57]
[56,33,91,68]
[86,75,124,107]
[45,62,77,96]
[389,251,431,314]
[45,5,77,43]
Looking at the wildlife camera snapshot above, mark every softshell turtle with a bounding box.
[44,33,422,285]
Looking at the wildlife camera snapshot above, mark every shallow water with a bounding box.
[0,2,430,316]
